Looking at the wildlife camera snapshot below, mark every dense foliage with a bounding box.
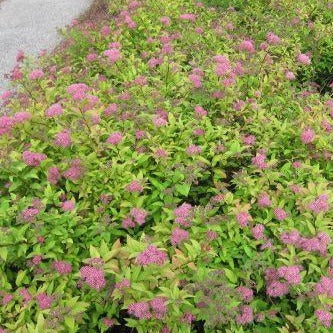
[1,0,333,332]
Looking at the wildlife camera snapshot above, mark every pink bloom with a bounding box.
[104,48,122,63]
[45,103,63,117]
[48,166,61,184]
[80,266,106,290]
[21,208,39,222]
[182,312,195,324]
[67,83,89,101]
[54,130,71,147]
[239,40,255,53]
[19,288,32,304]
[266,281,289,297]
[274,208,288,221]
[86,53,97,61]
[101,25,111,36]
[107,132,123,145]
[160,16,171,26]
[179,13,196,22]
[104,103,118,116]
[171,227,189,246]
[316,276,333,297]
[36,293,54,309]
[266,32,280,45]
[309,194,329,214]
[153,116,168,127]
[236,211,251,227]
[277,266,302,285]
[236,286,253,302]
[53,260,72,274]
[61,200,75,211]
[32,255,42,265]
[252,153,267,169]
[11,65,23,80]
[189,74,202,88]
[285,71,296,80]
[206,230,218,240]
[194,105,207,117]
[297,53,311,65]
[251,224,265,240]
[315,310,332,328]
[135,130,146,139]
[242,135,256,145]
[29,69,44,80]
[155,148,168,158]
[174,203,193,227]
[301,128,315,144]
[193,128,205,136]
[130,208,147,225]
[122,216,135,229]
[16,50,25,62]
[115,278,131,289]
[0,116,14,135]
[258,193,271,208]
[103,318,115,328]
[150,297,167,319]
[126,180,143,193]
[63,159,84,181]
[236,305,253,325]
[280,230,300,245]
[22,151,47,166]
[186,144,202,155]
[128,301,151,319]
[13,111,31,124]
[2,294,13,305]
[137,245,168,266]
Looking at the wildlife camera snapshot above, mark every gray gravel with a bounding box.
[0,0,93,92]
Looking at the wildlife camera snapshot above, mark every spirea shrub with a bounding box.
[1,0,333,332]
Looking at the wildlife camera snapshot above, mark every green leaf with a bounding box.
[224,268,238,283]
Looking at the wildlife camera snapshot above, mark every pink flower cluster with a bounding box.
[122,208,148,228]
[281,230,330,255]
[126,180,143,193]
[115,278,131,289]
[239,40,255,53]
[63,159,84,181]
[21,207,39,222]
[194,105,207,118]
[252,153,267,169]
[48,166,61,184]
[266,31,280,45]
[315,309,332,327]
[257,192,272,208]
[236,286,253,302]
[137,245,168,266]
[29,69,44,80]
[274,208,288,221]
[104,48,122,63]
[45,103,63,117]
[107,132,123,145]
[36,293,54,309]
[308,194,329,214]
[174,203,193,227]
[53,260,72,274]
[67,83,90,101]
[171,227,189,246]
[128,297,167,319]
[22,151,47,166]
[186,144,202,155]
[301,127,315,144]
[236,211,251,227]
[54,130,71,147]
[80,266,106,290]
[236,305,253,325]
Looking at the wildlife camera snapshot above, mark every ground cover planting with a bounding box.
[1,0,333,332]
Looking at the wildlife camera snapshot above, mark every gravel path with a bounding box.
[0,0,93,92]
